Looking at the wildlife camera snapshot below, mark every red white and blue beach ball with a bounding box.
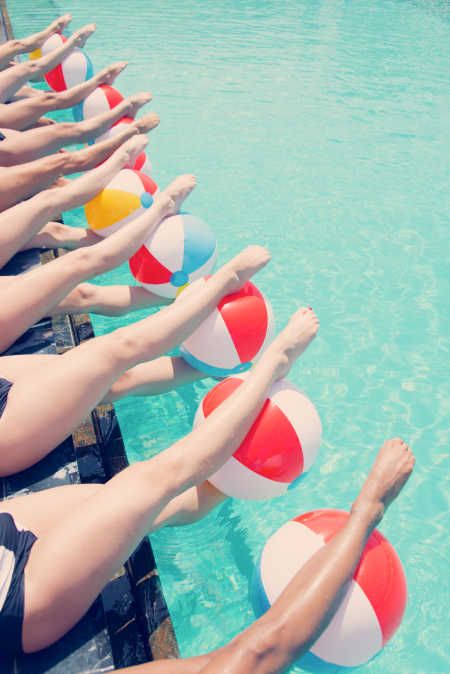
[129,214,217,298]
[35,34,93,92]
[252,509,407,671]
[194,376,321,499]
[180,280,274,377]
[73,84,124,122]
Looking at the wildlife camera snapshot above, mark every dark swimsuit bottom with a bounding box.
[0,378,12,418]
[0,513,37,654]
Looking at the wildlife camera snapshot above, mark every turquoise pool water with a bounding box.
[10,1,450,671]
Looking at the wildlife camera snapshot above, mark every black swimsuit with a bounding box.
[0,378,12,418]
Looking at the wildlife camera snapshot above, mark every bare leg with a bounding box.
[0,62,127,130]
[53,283,167,315]
[9,308,316,651]
[0,24,95,103]
[19,222,102,251]
[0,246,272,473]
[0,135,146,268]
[0,165,188,351]
[0,15,72,69]
[0,92,151,164]
[197,438,415,674]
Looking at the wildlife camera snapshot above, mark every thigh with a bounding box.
[0,275,15,288]
[0,354,59,382]
[0,484,100,536]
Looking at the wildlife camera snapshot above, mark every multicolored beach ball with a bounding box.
[180,280,273,376]
[31,34,93,92]
[252,509,407,671]
[129,214,217,298]
[84,169,158,237]
[194,376,321,499]
[73,84,124,122]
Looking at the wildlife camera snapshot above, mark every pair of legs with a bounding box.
[0,15,72,71]
[0,24,95,103]
[0,61,127,131]
[0,314,414,658]
[0,157,194,352]
[0,112,159,211]
[0,89,152,165]
[0,245,272,474]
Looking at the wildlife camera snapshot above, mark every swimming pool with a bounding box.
[10,1,450,671]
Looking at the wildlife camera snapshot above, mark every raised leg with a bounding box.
[52,283,167,316]
[14,307,317,652]
[0,62,126,130]
[0,246,272,473]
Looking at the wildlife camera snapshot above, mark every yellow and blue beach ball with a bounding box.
[84,168,158,237]
[129,213,217,298]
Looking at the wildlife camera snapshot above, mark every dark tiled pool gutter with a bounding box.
[0,5,179,670]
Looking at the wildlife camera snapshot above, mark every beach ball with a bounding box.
[129,214,217,298]
[180,280,273,376]
[194,376,321,499]
[252,509,407,671]
[73,84,124,122]
[38,34,93,92]
[84,169,158,237]
[132,150,153,176]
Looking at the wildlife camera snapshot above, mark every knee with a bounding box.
[41,91,59,108]
[70,282,98,310]
[69,246,102,276]
[229,621,286,669]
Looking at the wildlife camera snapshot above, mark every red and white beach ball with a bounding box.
[132,150,153,176]
[180,280,274,376]
[194,376,321,499]
[252,509,407,671]
[84,169,158,237]
[129,214,217,298]
[37,34,93,92]
[73,84,124,122]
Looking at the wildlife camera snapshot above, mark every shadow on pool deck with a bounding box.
[0,249,179,672]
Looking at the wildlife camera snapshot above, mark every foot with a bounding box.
[72,24,96,49]
[352,438,415,527]
[264,307,319,380]
[133,112,160,133]
[51,14,72,34]
[219,246,271,294]
[159,174,197,215]
[118,134,148,167]
[125,92,153,118]
[96,62,128,86]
